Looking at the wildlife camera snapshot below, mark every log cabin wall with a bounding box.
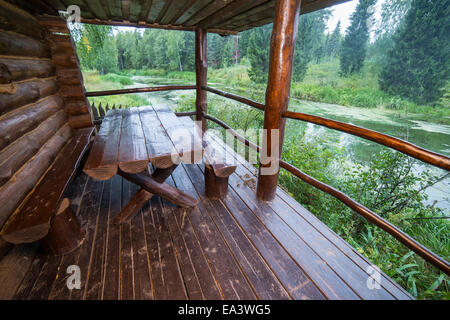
[39,15,94,129]
[0,1,91,239]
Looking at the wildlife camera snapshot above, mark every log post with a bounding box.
[195,27,207,132]
[256,0,302,201]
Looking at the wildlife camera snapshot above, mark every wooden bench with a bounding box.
[0,127,94,255]
[176,116,237,200]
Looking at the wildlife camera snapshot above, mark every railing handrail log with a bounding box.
[203,113,450,275]
[86,85,196,97]
[279,160,450,275]
[203,112,261,151]
[175,111,196,117]
[202,86,265,111]
[283,111,450,171]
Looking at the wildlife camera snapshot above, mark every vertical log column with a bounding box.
[256,0,302,201]
[195,27,208,132]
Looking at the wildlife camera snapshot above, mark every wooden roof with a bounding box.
[8,0,349,34]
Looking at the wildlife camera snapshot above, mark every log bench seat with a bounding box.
[201,130,237,199]
[0,127,94,255]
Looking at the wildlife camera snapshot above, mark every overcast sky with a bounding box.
[326,0,385,35]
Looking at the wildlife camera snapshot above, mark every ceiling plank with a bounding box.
[196,0,268,29]
[106,0,122,20]
[78,17,237,35]
[139,0,153,22]
[225,8,273,31]
[85,0,108,20]
[215,0,274,29]
[147,0,165,23]
[169,0,197,25]
[121,0,131,21]
[155,0,173,23]
[174,0,211,25]
[185,0,235,27]
[159,0,186,25]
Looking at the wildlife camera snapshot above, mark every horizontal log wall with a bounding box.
[40,16,93,129]
[0,1,73,235]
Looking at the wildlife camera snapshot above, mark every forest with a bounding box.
[73,0,449,299]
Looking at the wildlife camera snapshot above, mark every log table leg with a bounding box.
[113,165,199,224]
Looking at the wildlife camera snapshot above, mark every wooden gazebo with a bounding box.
[0,0,448,300]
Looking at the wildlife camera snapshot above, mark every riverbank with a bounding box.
[90,58,450,126]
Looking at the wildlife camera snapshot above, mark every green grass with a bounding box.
[83,71,149,108]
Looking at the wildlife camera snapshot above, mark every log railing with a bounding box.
[202,86,265,111]
[203,113,450,275]
[282,111,450,171]
[203,86,450,171]
[85,85,196,97]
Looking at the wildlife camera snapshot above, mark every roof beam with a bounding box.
[77,17,238,35]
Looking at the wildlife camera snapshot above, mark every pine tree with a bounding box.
[293,10,330,82]
[247,24,272,83]
[222,37,236,67]
[208,33,225,69]
[379,0,450,104]
[238,30,251,61]
[339,0,376,75]
[328,20,342,57]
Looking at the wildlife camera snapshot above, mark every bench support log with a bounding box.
[39,199,84,256]
[205,164,229,200]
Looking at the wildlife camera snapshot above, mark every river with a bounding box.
[130,76,450,213]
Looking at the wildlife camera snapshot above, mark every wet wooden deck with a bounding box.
[8,146,412,300]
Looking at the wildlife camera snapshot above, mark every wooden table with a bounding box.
[83,105,203,224]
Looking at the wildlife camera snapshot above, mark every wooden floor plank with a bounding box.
[130,182,154,300]
[170,166,257,300]
[0,243,39,300]
[256,176,396,300]
[119,179,135,300]
[13,246,47,300]
[221,138,412,300]
[48,173,90,300]
[163,177,223,300]
[182,163,293,300]
[69,178,105,300]
[102,175,122,300]
[26,252,62,300]
[142,195,188,300]
[84,179,111,299]
[224,169,359,299]
[275,187,413,300]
